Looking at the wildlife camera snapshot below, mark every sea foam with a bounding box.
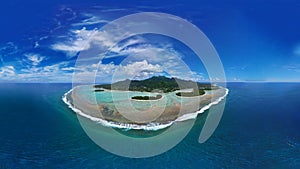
[62,87,229,131]
[175,88,229,122]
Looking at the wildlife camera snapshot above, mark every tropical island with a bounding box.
[94,76,218,99]
[63,76,228,130]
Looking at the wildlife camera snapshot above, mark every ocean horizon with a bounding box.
[1,82,299,168]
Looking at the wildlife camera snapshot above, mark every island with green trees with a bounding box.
[94,76,219,98]
[64,76,228,129]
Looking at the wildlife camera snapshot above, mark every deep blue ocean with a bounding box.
[0,83,300,168]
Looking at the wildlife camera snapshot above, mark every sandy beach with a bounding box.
[64,85,228,129]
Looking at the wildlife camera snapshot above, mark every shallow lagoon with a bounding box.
[64,85,228,129]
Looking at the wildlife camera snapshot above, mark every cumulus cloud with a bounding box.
[114,60,163,80]
[72,60,163,83]
[110,43,206,81]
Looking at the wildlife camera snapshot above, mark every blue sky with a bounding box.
[0,0,299,82]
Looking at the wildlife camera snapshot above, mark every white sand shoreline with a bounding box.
[62,85,229,130]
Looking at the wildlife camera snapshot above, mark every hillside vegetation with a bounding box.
[94,76,218,97]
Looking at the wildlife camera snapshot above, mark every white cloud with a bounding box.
[51,28,95,56]
[209,77,227,82]
[0,42,18,55]
[34,42,39,48]
[232,77,243,82]
[52,28,92,55]
[0,66,16,77]
[99,8,127,12]
[72,14,109,26]
[116,60,163,79]
[94,61,116,74]
[184,71,204,82]
[284,64,300,73]
[52,43,83,57]
[61,67,76,71]
[103,39,205,82]
[17,62,73,82]
[25,54,45,66]
[108,37,145,54]
[77,60,163,82]
[0,42,18,65]
[51,27,120,57]
[49,19,206,82]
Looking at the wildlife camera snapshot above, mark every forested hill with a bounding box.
[94,76,217,94]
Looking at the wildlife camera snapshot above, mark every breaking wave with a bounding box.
[62,87,229,131]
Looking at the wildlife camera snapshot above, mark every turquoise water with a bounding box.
[73,85,202,117]
[75,85,183,109]
[78,85,160,103]
[1,83,300,168]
